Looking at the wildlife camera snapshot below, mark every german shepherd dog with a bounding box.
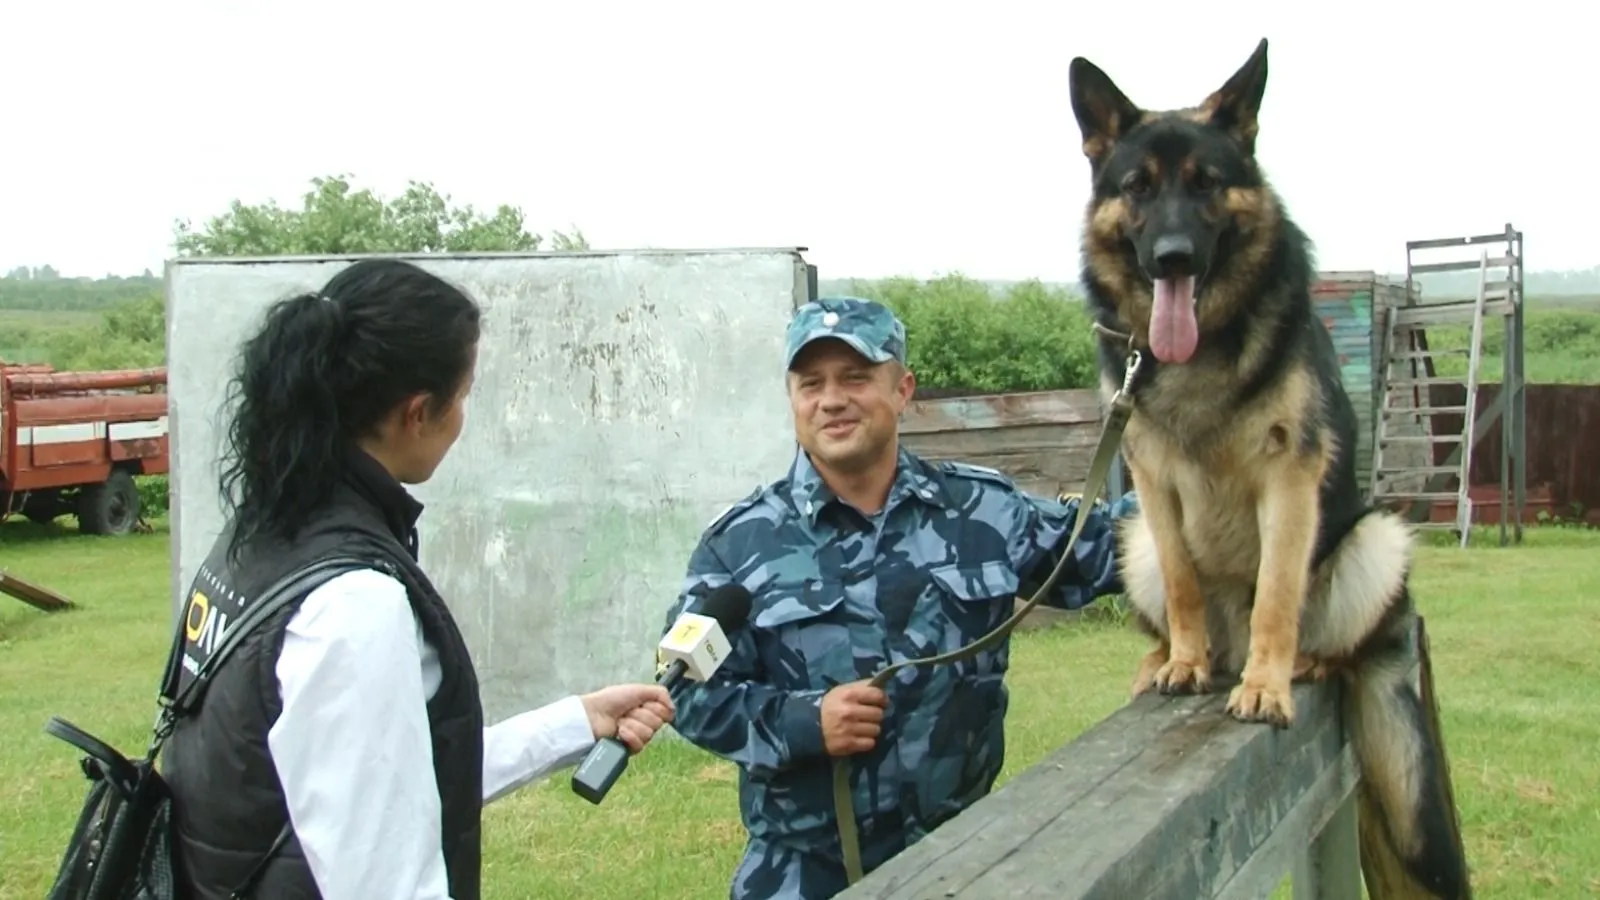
[1068,39,1468,898]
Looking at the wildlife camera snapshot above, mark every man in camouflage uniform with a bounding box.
[660,296,1139,899]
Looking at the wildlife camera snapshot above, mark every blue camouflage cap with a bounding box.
[784,296,907,369]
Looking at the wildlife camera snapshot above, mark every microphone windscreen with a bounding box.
[698,584,753,633]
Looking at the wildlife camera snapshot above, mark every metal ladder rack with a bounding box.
[1370,224,1526,546]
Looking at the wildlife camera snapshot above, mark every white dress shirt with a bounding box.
[265,567,596,900]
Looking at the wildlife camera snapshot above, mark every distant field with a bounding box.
[0,309,99,329]
[1527,294,1600,310]
[0,309,100,365]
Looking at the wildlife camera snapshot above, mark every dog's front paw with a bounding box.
[1152,656,1213,694]
[1227,677,1295,727]
[1129,647,1168,698]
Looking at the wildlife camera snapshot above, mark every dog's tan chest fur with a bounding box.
[1129,432,1263,585]
[1104,358,1320,587]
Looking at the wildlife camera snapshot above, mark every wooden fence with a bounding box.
[901,384,1600,524]
[1425,383,1600,525]
[900,389,1106,499]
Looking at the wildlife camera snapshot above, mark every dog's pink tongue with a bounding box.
[1149,276,1198,363]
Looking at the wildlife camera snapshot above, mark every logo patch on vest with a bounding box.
[181,588,230,674]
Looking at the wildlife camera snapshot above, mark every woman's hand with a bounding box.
[579,684,676,754]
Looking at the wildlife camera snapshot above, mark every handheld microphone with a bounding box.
[571,583,753,805]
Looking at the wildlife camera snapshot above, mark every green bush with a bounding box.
[843,275,1099,392]
[136,475,169,519]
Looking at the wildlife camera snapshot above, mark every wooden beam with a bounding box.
[1313,270,1382,284]
[835,680,1358,900]
[901,390,1103,434]
[0,568,74,611]
[1407,257,1516,276]
[901,422,1101,459]
[1294,788,1362,900]
[1406,232,1520,251]
[1394,301,1515,327]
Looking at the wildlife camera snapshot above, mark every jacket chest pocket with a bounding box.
[926,561,1020,678]
[751,580,870,690]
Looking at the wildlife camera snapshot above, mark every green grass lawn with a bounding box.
[2,517,1597,899]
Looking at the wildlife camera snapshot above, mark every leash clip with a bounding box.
[1091,322,1143,412]
[1120,349,1142,394]
[1110,348,1143,413]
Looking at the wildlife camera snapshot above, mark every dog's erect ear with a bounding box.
[1199,38,1269,154]
[1069,56,1142,164]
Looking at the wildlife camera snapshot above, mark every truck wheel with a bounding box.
[77,469,142,536]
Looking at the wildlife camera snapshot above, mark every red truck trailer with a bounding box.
[0,361,169,535]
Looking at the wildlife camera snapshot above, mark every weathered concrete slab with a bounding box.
[165,249,811,721]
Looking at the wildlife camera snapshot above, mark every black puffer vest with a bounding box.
[161,449,485,900]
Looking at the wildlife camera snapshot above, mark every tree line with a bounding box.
[5,172,1597,393]
[2,174,1102,395]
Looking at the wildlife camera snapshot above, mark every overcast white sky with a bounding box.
[2,0,1586,281]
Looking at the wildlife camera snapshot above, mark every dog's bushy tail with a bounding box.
[1344,601,1471,899]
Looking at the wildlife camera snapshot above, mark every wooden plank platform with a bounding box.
[836,680,1358,900]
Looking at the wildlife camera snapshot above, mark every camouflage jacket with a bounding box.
[660,445,1139,864]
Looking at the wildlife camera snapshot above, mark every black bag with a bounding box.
[44,556,370,900]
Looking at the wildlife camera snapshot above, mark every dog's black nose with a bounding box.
[1152,235,1195,276]
[1152,230,1203,273]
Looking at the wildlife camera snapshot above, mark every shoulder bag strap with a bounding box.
[148,555,377,757]
[155,591,191,717]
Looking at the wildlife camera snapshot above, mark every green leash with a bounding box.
[833,348,1144,885]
